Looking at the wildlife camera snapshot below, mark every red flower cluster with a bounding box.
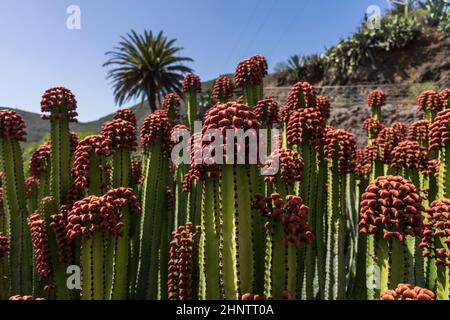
[25,176,40,197]
[182,73,202,93]
[29,142,51,178]
[420,198,450,267]
[162,93,181,119]
[250,54,268,77]
[367,89,385,109]
[49,204,72,266]
[264,148,304,186]
[381,283,435,300]
[418,90,442,113]
[253,97,281,126]
[40,87,78,122]
[324,128,357,174]
[287,107,325,147]
[359,175,424,241]
[429,109,450,150]
[0,109,27,141]
[440,88,450,109]
[363,118,384,142]
[140,109,173,156]
[101,119,137,151]
[113,108,137,128]
[391,121,407,137]
[71,135,112,190]
[212,76,234,102]
[234,56,265,87]
[131,159,143,185]
[28,211,52,279]
[316,95,331,120]
[104,187,141,216]
[252,193,313,247]
[375,127,405,164]
[354,146,377,180]
[407,120,430,143]
[286,82,317,112]
[390,141,429,173]
[0,233,10,258]
[9,295,45,300]
[168,222,200,300]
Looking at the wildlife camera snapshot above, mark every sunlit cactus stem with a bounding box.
[41,87,78,208]
[182,74,201,130]
[0,109,32,295]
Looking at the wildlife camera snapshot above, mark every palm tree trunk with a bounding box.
[147,90,157,112]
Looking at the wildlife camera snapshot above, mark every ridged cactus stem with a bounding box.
[435,237,449,300]
[0,136,31,295]
[377,236,389,295]
[186,91,197,131]
[315,148,327,299]
[390,238,405,287]
[81,232,105,300]
[174,164,188,228]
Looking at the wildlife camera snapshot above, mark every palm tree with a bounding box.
[104,30,193,111]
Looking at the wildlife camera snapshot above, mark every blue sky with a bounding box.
[0,0,390,122]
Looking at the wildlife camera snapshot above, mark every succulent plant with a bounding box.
[182,73,201,130]
[367,89,385,121]
[212,76,234,103]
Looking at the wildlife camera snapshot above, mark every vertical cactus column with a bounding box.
[252,193,313,299]
[0,109,32,295]
[359,175,425,298]
[28,142,52,205]
[212,76,234,104]
[136,109,173,299]
[182,73,201,130]
[40,87,78,208]
[0,231,10,299]
[439,88,450,110]
[420,199,450,300]
[168,222,200,300]
[323,128,356,300]
[418,90,442,122]
[234,55,266,109]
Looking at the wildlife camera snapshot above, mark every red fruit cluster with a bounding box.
[418,90,442,113]
[420,199,450,267]
[286,82,317,112]
[241,291,292,300]
[28,211,52,279]
[390,141,429,173]
[375,127,405,164]
[113,108,137,127]
[324,128,357,175]
[40,87,78,122]
[381,283,435,300]
[72,135,112,191]
[264,148,304,186]
[429,109,450,150]
[70,131,79,153]
[25,176,40,197]
[202,102,262,164]
[316,95,331,120]
[367,89,385,109]
[131,159,143,185]
[162,93,181,119]
[287,107,325,147]
[392,121,408,137]
[66,195,120,243]
[49,205,72,265]
[355,147,377,180]
[0,109,27,141]
[9,295,45,300]
[250,54,269,77]
[407,120,430,143]
[252,193,313,247]
[440,88,450,109]
[182,73,201,93]
[104,187,141,217]
[363,118,384,142]
[212,76,234,102]
[234,57,265,87]
[101,119,137,152]
[168,222,200,300]
[359,175,424,241]
[253,97,281,126]
[141,109,173,156]
[0,233,10,258]
[29,142,51,178]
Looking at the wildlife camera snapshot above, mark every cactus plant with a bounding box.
[212,76,234,103]
[381,283,435,300]
[182,73,201,130]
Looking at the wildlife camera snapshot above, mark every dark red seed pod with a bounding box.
[381,283,435,300]
[161,93,181,119]
[28,211,52,279]
[439,88,450,109]
[104,187,141,216]
[391,141,429,174]
[324,128,357,175]
[212,76,234,102]
[0,109,27,141]
[252,193,313,247]
[429,109,450,150]
[234,57,264,87]
[264,148,304,186]
[140,109,173,157]
[0,232,10,258]
[29,142,51,178]
[101,119,137,152]
[367,89,385,109]
[359,175,424,240]
[182,73,201,93]
[316,95,331,121]
[286,107,325,147]
[71,134,112,191]
[253,97,281,126]
[113,108,137,128]
[9,295,46,300]
[418,90,442,113]
[407,120,430,144]
[420,199,450,266]
[40,87,78,122]
[375,127,405,164]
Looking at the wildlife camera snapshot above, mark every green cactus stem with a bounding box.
[212,76,234,104]
[0,109,32,295]
[234,55,267,109]
[182,74,201,130]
